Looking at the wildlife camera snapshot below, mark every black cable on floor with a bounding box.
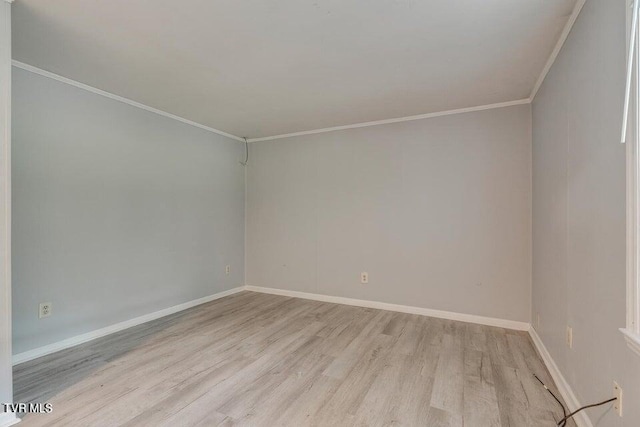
[533,373,617,427]
[533,374,567,423]
[555,397,617,427]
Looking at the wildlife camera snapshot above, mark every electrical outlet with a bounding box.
[613,381,623,417]
[360,272,369,284]
[39,302,52,318]
[225,265,231,275]
[566,326,573,349]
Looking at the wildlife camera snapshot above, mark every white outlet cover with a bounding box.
[39,302,52,318]
[361,272,369,284]
[613,381,622,417]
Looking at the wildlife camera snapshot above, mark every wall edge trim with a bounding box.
[0,413,20,427]
[247,99,531,142]
[244,285,530,331]
[529,0,586,101]
[529,327,593,427]
[11,60,245,143]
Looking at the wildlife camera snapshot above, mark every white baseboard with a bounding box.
[12,284,530,367]
[244,285,530,331]
[0,413,20,427]
[8,284,590,427]
[12,286,245,365]
[529,327,592,427]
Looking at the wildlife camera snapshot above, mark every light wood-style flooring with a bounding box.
[14,291,572,426]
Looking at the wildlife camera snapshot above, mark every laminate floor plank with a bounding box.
[14,291,570,426]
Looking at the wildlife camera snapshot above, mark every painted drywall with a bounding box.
[246,104,532,322]
[11,67,245,355]
[0,0,14,419]
[532,0,640,426]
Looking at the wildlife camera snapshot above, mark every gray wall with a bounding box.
[247,105,532,322]
[12,68,245,355]
[532,0,640,425]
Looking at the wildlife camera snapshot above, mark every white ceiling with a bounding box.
[12,0,577,139]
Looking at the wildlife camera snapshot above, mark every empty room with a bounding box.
[0,0,639,426]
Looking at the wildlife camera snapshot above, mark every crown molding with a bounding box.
[9,1,583,141]
[9,62,531,143]
[11,60,245,142]
[529,0,585,101]
[247,98,531,142]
